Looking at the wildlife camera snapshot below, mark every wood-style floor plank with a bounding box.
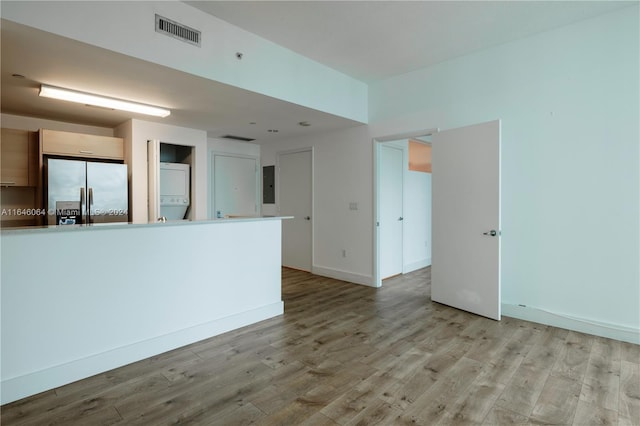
[493,326,568,417]
[580,336,621,413]
[1,267,638,426]
[618,360,640,426]
[529,374,582,425]
[573,399,618,426]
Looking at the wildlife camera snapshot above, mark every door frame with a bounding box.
[373,129,438,287]
[147,139,161,223]
[209,151,260,219]
[276,147,314,271]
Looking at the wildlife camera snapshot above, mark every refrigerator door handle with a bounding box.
[88,187,94,224]
[80,187,85,223]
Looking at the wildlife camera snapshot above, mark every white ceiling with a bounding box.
[1,1,633,143]
[186,1,633,83]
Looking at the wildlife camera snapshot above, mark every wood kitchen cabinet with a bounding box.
[40,129,124,161]
[1,128,38,187]
[1,128,40,227]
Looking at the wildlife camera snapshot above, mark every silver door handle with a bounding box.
[88,187,94,224]
[483,230,498,237]
[79,187,85,223]
[304,216,311,220]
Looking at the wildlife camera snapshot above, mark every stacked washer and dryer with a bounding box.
[159,162,190,220]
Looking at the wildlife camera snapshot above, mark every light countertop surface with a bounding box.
[1,216,292,235]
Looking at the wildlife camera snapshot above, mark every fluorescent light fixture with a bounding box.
[39,84,171,118]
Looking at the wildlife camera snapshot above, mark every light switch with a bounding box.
[349,202,358,211]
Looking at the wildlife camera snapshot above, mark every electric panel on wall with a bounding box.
[263,165,275,204]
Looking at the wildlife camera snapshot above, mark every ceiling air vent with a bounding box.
[155,14,201,47]
[221,135,256,142]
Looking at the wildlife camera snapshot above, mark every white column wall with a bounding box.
[115,119,208,223]
[1,219,284,404]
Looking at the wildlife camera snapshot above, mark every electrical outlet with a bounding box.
[341,249,347,258]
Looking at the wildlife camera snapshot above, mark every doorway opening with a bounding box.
[374,121,502,320]
[374,129,437,287]
[148,140,196,222]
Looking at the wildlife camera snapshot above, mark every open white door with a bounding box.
[432,120,501,320]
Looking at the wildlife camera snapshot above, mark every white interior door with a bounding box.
[380,144,404,279]
[213,154,258,218]
[278,149,312,271]
[432,120,501,320]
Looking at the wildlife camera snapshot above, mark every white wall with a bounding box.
[115,119,208,223]
[369,6,639,341]
[261,126,374,285]
[2,0,367,123]
[263,6,638,342]
[262,129,432,287]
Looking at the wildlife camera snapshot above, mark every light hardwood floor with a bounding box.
[2,267,639,425]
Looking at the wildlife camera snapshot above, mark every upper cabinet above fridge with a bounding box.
[40,129,124,161]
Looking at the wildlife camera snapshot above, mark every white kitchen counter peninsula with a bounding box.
[0,217,288,404]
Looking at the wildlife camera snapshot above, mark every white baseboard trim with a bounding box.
[502,303,640,345]
[312,266,375,287]
[1,302,284,405]
[403,258,431,274]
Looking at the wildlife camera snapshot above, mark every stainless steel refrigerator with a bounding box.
[45,158,128,225]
